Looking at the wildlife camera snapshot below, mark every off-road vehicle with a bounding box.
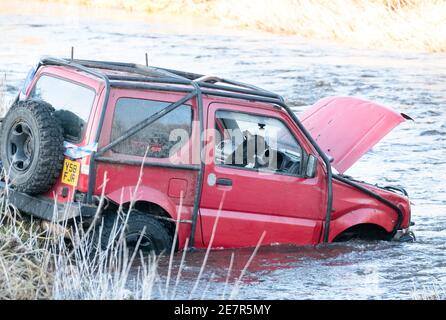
[0,57,414,253]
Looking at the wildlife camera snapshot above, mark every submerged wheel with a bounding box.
[97,210,173,255]
[0,99,64,194]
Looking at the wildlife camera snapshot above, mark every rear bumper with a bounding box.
[0,181,97,222]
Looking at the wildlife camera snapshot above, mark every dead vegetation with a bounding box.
[0,211,53,299]
[42,0,446,52]
[412,280,446,300]
[0,201,161,299]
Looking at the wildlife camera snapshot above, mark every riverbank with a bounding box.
[33,0,446,53]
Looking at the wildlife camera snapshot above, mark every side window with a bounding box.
[30,75,96,142]
[215,110,303,176]
[111,98,192,158]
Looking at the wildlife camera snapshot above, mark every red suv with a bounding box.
[0,57,414,253]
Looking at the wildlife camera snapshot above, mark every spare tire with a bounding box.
[0,99,64,194]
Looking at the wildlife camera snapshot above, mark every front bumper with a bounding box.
[0,181,97,222]
[392,227,416,242]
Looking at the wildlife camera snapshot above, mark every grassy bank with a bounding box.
[40,0,446,52]
[0,213,53,299]
[0,197,161,299]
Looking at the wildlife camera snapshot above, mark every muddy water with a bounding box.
[1,1,445,299]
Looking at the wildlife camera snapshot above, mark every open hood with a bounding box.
[299,96,411,173]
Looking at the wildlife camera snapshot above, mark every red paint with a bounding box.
[168,178,188,198]
[30,66,412,250]
[300,96,407,173]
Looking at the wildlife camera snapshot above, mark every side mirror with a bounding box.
[305,155,318,178]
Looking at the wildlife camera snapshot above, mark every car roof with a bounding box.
[39,57,285,107]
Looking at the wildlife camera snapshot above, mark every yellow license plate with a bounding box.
[61,159,80,187]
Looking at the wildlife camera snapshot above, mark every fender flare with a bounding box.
[329,208,396,242]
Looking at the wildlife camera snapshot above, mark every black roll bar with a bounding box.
[188,81,205,250]
[39,57,112,204]
[96,90,198,156]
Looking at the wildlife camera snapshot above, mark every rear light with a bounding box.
[76,157,91,192]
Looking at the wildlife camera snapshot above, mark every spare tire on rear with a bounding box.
[0,99,65,194]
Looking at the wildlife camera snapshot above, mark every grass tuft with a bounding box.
[412,280,446,300]
[0,193,162,299]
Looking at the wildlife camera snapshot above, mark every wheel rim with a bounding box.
[125,232,156,253]
[7,121,34,172]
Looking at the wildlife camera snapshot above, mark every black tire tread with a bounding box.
[1,99,64,194]
[99,210,173,255]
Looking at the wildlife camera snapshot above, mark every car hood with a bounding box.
[299,96,411,174]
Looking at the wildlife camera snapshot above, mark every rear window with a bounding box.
[30,75,96,142]
[111,98,192,158]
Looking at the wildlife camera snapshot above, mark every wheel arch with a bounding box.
[105,185,182,249]
[105,185,178,218]
[329,208,396,242]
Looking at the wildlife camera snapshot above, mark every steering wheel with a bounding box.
[215,139,235,164]
[256,147,273,168]
[242,131,276,169]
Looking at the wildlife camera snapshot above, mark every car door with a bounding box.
[94,89,202,249]
[199,102,326,248]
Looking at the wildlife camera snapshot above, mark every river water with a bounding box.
[1,1,445,300]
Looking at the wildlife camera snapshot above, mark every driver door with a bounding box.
[199,102,325,248]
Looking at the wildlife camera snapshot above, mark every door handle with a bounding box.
[216,178,233,186]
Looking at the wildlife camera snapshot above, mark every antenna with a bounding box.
[145,52,148,67]
[71,46,74,61]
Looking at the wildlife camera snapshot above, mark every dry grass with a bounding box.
[412,280,446,300]
[0,212,53,299]
[0,188,162,299]
[41,0,446,52]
